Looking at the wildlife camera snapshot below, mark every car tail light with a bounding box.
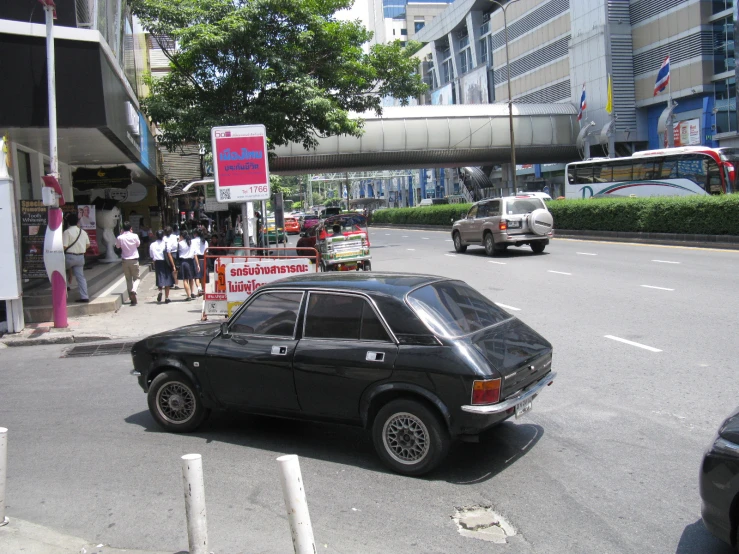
[471,379,501,405]
[499,221,507,231]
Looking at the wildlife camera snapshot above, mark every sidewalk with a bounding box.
[0,518,173,554]
[1,270,214,347]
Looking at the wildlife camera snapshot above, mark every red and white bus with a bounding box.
[565,146,738,199]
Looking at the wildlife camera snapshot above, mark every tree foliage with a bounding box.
[131,0,427,153]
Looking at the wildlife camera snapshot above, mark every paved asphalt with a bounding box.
[1,231,738,553]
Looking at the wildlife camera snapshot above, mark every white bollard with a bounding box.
[276,454,315,554]
[180,454,208,554]
[0,427,7,527]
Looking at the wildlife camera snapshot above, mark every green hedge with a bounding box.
[372,195,739,236]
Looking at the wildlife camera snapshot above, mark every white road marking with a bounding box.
[641,285,674,291]
[576,252,597,256]
[489,261,507,265]
[604,335,662,353]
[548,270,572,275]
[445,239,453,242]
[652,259,680,264]
[385,233,391,235]
[445,254,456,257]
[99,275,127,297]
[422,237,430,240]
[407,248,416,251]
[402,236,409,238]
[495,302,521,311]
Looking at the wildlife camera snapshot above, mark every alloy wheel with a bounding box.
[156,381,196,424]
[382,412,430,464]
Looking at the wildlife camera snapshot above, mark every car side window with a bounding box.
[304,293,391,342]
[477,203,488,218]
[467,205,478,219]
[487,201,500,216]
[230,292,303,337]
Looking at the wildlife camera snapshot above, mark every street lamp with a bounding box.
[489,0,520,194]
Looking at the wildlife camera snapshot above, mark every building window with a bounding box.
[460,48,472,74]
[714,15,735,75]
[480,37,489,65]
[459,36,469,50]
[415,21,425,33]
[442,59,454,83]
[715,78,737,133]
[401,28,408,36]
[713,0,734,14]
[480,21,490,36]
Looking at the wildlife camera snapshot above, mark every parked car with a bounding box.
[323,207,342,217]
[418,198,448,207]
[700,406,739,548]
[131,273,556,476]
[452,196,554,256]
[284,217,301,235]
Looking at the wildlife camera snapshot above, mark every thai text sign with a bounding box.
[211,124,270,202]
[224,259,314,315]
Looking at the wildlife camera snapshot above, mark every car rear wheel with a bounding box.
[147,371,209,433]
[531,242,546,254]
[372,399,450,476]
[453,232,467,253]
[484,232,496,256]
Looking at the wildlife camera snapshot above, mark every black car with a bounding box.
[131,273,556,475]
[701,406,739,549]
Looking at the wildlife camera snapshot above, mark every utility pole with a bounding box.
[41,0,67,328]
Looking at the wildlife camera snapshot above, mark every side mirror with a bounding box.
[220,321,231,339]
[299,232,306,238]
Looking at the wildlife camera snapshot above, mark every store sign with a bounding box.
[211,124,270,202]
[0,181,21,299]
[76,205,99,256]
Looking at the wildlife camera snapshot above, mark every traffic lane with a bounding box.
[0,346,725,554]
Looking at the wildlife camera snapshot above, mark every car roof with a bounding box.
[263,272,449,299]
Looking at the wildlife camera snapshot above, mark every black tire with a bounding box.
[483,232,496,256]
[147,371,209,433]
[453,232,467,253]
[372,398,450,476]
[531,241,546,254]
[364,260,371,271]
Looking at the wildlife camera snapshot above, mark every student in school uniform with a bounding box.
[177,230,199,301]
[150,230,175,303]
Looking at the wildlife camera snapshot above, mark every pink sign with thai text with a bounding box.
[211,124,270,202]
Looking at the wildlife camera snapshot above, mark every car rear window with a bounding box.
[406,281,512,337]
[505,198,545,215]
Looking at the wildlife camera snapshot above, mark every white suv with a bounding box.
[451,196,554,256]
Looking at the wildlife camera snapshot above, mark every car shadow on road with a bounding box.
[455,248,549,260]
[125,410,542,484]
[675,520,734,554]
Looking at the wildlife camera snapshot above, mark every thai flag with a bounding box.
[654,56,670,96]
[577,84,586,121]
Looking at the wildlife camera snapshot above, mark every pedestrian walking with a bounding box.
[193,228,209,296]
[115,221,141,306]
[150,230,175,304]
[177,230,199,301]
[166,225,180,289]
[191,229,203,295]
[63,213,91,303]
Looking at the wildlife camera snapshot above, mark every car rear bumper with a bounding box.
[499,232,552,244]
[700,444,739,547]
[460,371,557,415]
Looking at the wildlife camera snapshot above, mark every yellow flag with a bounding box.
[605,74,613,114]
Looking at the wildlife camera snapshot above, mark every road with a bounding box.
[1,231,738,553]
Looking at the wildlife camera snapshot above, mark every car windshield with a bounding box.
[505,198,545,215]
[407,281,512,337]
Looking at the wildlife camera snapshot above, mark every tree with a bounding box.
[131,0,427,153]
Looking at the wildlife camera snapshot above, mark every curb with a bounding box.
[371,224,739,249]
[0,334,113,348]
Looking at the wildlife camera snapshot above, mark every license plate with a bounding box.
[508,220,522,229]
[515,399,533,418]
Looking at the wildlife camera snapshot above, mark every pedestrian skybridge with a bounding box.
[271,103,580,175]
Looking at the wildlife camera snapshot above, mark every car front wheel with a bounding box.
[147,371,209,433]
[453,232,467,253]
[372,399,450,476]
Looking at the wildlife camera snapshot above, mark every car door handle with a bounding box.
[366,351,385,362]
[271,345,288,356]
[231,336,248,346]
